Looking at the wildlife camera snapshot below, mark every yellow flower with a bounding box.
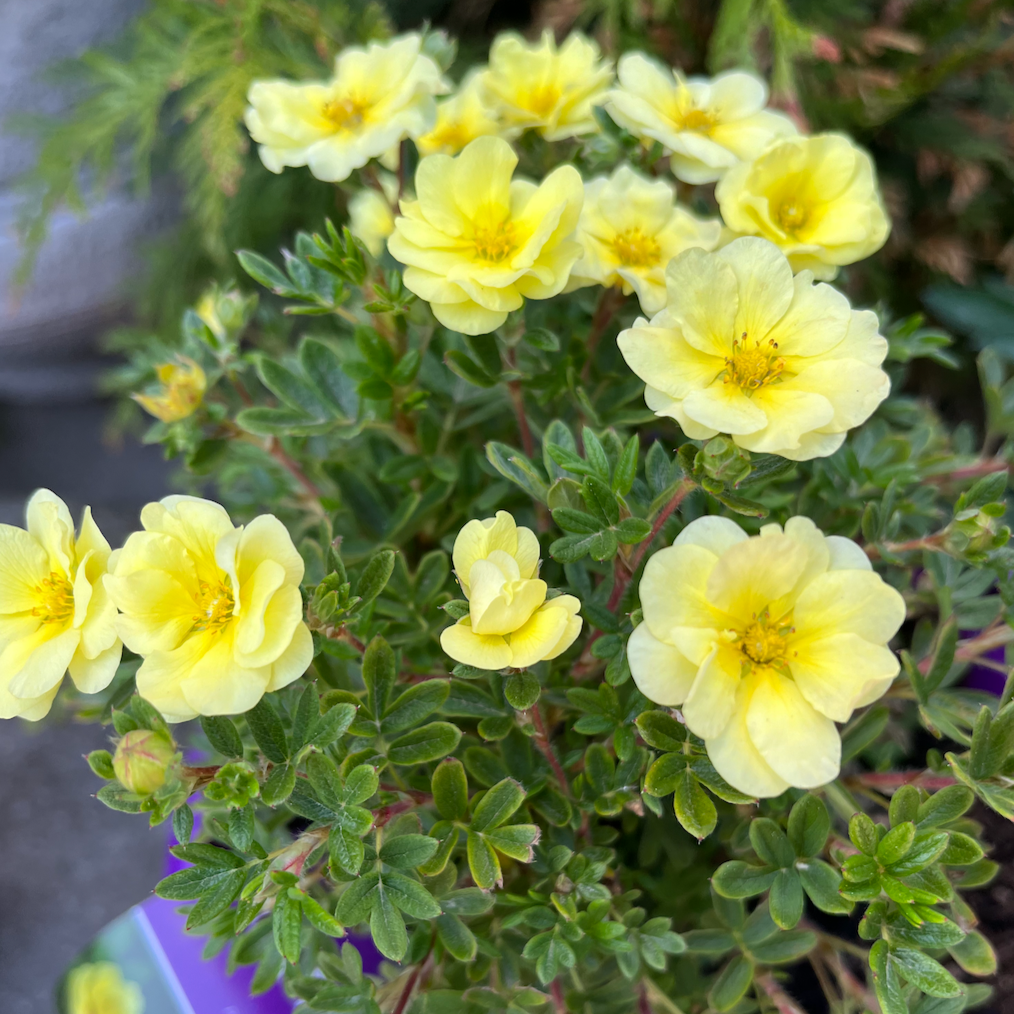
[133,357,206,423]
[388,135,584,335]
[604,56,797,184]
[568,165,722,314]
[417,69,506,156]
[245,33,448,182]
[348,172,400,257]
[67,961,144,1014]
[617,238,890,460]
[481,30,613,140]
[629,515,904,797]
[0,490,121,721]
[716,133,891,279]
[441,511,582,670]
[105,496,312,722]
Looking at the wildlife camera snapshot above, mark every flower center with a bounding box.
[32,572,73,625]
[776,199,810,235]
[734,609,794,671]
[724,333,786,391]
[322,95,368,132]
[610,227,661,268]
[472,222,517,263]
[678,107,715,133]
[192,579,235,633]
[526,83,562,117]
[428,121,474,153]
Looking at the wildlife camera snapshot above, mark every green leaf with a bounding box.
[381,680,450,734]
[787,795,830,859]
[552,507,602,535]
[799,860,852,915]
[300,338,353,415]
[237,250,297,294]
[388,722,462,765]
[747,930,817,964]
[436,913,477,961]
[483,823,541,862]
[467,831,501,889]
[383,872,442,918]
[357,552,396,604]
[504,672,540,711]
[229,805,255,852]
[916,785,974,828]
[302,894,345,937]
[614,518,651,543]
[235,406,319,436]
[310,702,357,750]
[257,356,331,418]
[173,804,194,846]
[246,698,288,764]
[939,831,984,866]
[889,785,921,827]
[486,442,549,503]
[261,763,297,806]
[370,887,408,961]
[749,818,795,868]
[330,826,365,876]
[417,823,460,877]
[273,889,303,964]
[582,476,620,527]
[432,758,469,822]
[87,749,115,779]
[768,869,804,930]
[708,955,754,1012]
[712,861,778,899]
[582,428,611,481]
[612,436,639,495]
[850,813,881,856]
[336,872,380,924]
[362,636,396,718]
[878,822,917,865]
[290,684,319,750]
[672,769,717,840]
[344,764,380,804]
[471,777,526,831]
[870,940,909,1014]
[445,349,497,387]
[890,948,964,998]
[524,328,560,352]
[95,783,143,813]
[379,834,440,870]
[948,930,997,977]
[635,711,686,752]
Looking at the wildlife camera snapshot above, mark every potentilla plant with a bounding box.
[10,25,1014,1014]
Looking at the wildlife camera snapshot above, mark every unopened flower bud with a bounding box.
[698,436,752,486]
[113,729,176,795]
[204,760,260,809]
[133,357,206,423]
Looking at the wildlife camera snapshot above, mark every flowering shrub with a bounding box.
[15,7,1014,1014]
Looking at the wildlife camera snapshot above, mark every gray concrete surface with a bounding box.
[0,399,173,1012]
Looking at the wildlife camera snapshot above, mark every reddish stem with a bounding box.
[848,770,956,790]
[532,705,572,798]
[507,380,535,459]
[268,437,324,501]
[581,287,625,382]
[755,974,807,1014]
[928,457,1008,484]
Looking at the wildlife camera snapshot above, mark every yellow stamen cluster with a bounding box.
[724,333,786,391]
[31,572,74,625]
[776,200,809,234]
[610,227,662,268]
[678,107,715,133]
[734,609,795,673]
[322,95,368,132]
[192,579,235,633]
[472,221,517,263]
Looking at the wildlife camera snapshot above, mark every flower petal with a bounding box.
[793,570,906,645]
[507,603,570,668]
[627,621,697,705]
[441,618,512,669]
[682,644,740,739]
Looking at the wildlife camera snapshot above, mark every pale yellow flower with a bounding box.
[67,961,144,1014]
[417,69,506,156]
[630,515,904,797]
[617,238,890,460]
[568,165,722,314]
[716,133,891,279]
[245,33,448,182]
[481,30,613,141]
[605,56,797,184]
[441,511,582,670]
[0,490,121,721]
[348,172,400,257]
[133,357,206,423]
[105,496,312,722]
[388,135,584,335]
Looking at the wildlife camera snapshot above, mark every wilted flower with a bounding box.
[482,30,612,140]
[245,33,448,182]
[388,135,583,335]
[716,133,890,279]
[113,728,177,795]
[133,357,206,423]
[567,165,722,314]
[417,69,506,156]
[105,496,312,721]
[629,515,905,797]
[67,962,144,1014]
[0,490,121,721]
[441,511,582,670]
[605,56,797,183]
[348,171,401,256]
[617,238,890,460]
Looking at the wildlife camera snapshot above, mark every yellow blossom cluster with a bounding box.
[66,961,144,1014]
[0,493,310,722]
